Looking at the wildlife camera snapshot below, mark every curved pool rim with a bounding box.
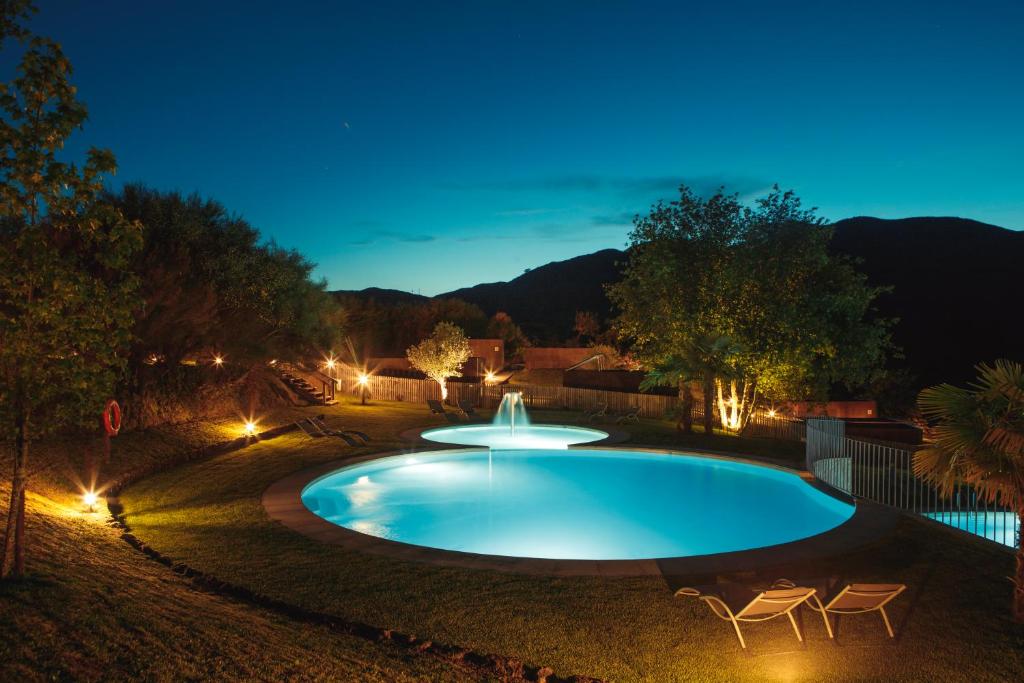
[399,424,632,448]
[263,446,897,577]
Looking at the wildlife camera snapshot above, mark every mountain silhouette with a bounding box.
[337,217,1021,391]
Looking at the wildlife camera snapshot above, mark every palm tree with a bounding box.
[641,354,699,433]
[914,360,1024,621]
[640,334,739,436]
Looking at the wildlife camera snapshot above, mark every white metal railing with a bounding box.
[806,418,1020,548]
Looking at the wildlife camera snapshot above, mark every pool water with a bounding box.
[421,424,608,449]
[302,448,854,560]
[926,511,1020,548]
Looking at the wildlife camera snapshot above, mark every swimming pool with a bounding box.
[301,448,855,561]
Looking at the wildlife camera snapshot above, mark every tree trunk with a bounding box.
[2,408,29,579]
[677,381,693,433]
[702,372,715,436]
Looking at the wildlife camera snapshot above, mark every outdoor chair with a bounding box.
[581,402,607,424]
[801,582,906,639]
[312,415,370,444]
[456,399,479,419]
[615,405,640,424]
[294,419,325,439]
[676,583,824,649]
[426,399,446,415]
[302,418,361,446]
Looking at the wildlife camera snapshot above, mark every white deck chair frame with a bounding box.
[805,583,906,638]
[677,586,826,649]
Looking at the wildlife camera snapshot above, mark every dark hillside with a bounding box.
[830,216,1022,388]
[440,248,624,341]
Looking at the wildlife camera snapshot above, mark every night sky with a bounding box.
[18,1,1024,294]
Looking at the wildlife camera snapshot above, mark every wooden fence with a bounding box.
[360,375,804,439]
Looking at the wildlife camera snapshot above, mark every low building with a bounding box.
[522,347,603,371]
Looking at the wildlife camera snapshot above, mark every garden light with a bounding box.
[767,408,777,418]
[244,421,258,436]
[83,490,98,512]
[485,371,496,384]
[357,373,369,387]
[213,355,224,366]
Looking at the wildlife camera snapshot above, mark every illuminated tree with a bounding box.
[1,11,142,577]
[406,322,471,400]
[609,185,890,432]
[914,360,1024,621]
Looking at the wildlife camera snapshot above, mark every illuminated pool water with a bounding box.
[301,449,855,560]
[421,424,608,449]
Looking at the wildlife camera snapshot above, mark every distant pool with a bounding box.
[301,448,854,560]
[926,511,1020,548]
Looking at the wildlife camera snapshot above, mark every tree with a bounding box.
[406,322,471,400]
[0,19,142,577]
[609,185,890,432]
[107,185,342,417]
[639,334,739,435]
[913,360,1024,621]
[573,310,600,345]
[487,311,530,359]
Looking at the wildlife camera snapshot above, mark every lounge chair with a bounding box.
[676,583,824,649]
[581,402,607,424]
[312,415,370,444]
[456,399,479,419]
[295,419,325,438]
[302,418,360,446]
[615,405,640,424]
[803,582,906,638]
[426,399,463,422]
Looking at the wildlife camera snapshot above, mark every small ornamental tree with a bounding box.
[406,322,471,400]
[914,360,1024,621]
[1,11,142,577]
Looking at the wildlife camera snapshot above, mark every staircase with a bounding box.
[277,364,337,406]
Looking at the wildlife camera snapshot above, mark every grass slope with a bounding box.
[0,411,477,682]
[119,402,1023,682]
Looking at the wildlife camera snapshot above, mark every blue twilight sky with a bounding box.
[14,0,1024,294]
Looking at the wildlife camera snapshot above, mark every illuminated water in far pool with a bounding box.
[301,449,855,560]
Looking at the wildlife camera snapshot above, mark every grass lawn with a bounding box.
[117,400,1023,682]
[0,410,477,682]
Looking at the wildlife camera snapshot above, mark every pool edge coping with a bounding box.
[262,445,898,577]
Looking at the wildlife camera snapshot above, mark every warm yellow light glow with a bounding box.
[485,371,496,384]
[83,491,98,511]
[244,421,257,436]
[357,373,369,386]
[326,358,336,370]
[213,355,224,366]
[767,408,777,418]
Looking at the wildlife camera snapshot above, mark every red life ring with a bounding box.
[103,400,122,436]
